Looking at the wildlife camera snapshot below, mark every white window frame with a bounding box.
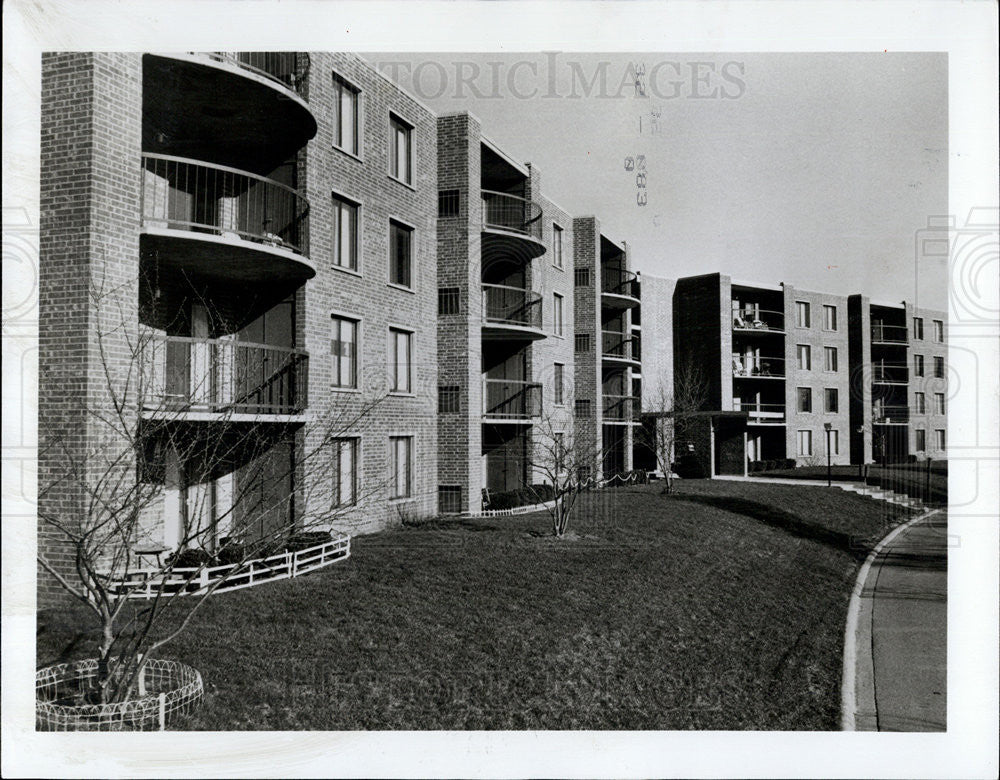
[552,223,564,269]
[331,192,360,272]
[797,430,813,457]
[823,304,838,331]
[915,428,926,452]
[388,112,413,186]
[330,314,360,389]
[797,386,812,413]
[331,437,359,507]
[932,319,944,342]
[389,327,413,394]
[824,388,838,414]
[797,344,812,371]
[331,73,361,157]
[389,435,413,499]
[914,391,926,415]
[934,392,945,415]
[828,429,840,456]
[913,316,924,340]
[934,429,946,451]
[553,362,565,405]
[553,292,564,336]
[914,353,925,377]
[796,301,811,328]
[823,346,838,372]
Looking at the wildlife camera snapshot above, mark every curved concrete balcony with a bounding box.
[603,394,640,423]
[732,308,785,334]
[139,334,308,422]
[482,379,542,423]
[732,354,785,379]
[601,330,641,368]
[601,267,640,309]
[481,284,547,341]
[481,190,547,261]
[141,154,315,284]
[143,53,317,173]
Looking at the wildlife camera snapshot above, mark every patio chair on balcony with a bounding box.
[733,314,748,329]
[751,318,768,330]
[732,357,747,376]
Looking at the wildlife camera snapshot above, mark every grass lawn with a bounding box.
[36,480,914,730]
[753,462,947,506]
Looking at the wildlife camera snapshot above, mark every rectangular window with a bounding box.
[438,286,460,316]
[439,485,462,514]
[824,346,838,372]
[552,224,564,268]
[824,388,838,413]
[390,436,412,498]
[390,328,412,393]
[797,344,812,371]
[915,429,926,452]
[934,429,946,451]
[828,429,840,456]
[331,195,359,271]
[798,387,812,413]
[332,74,359,155]
[439,385,459,413]
[933,356,945,378]
[389,220,412,288]
[932,319,944,342]
[797,430,813,457]
[330,316,358,388]
[388,114,412,185]
[574,267,591,287]
[438,189,460,217]
[554,363,564,405]
[914,392,926,414]
[575,399,592,418]
[934,392,945,415]
[575,333,592,353]
[913,317,924,340]
[823,304,838,331]
[796,301,811,328]
[914,354,925,377]
[553,293,564,336]
[331,438,358,507]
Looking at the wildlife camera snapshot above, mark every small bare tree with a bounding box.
[38,280,391,707]
[637,361,708,494]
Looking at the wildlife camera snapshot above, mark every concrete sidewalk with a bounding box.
[852,512,948,731]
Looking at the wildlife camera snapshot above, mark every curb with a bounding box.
[840,507,943,731]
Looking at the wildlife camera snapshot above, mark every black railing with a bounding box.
[601,330,639,362]
[142,154,310,257]
[482,284,543,329]
[196,52,310,96]
[872,363,909,383]
[870,324,909,344]
[873,405,910,424]
[732,308,785,332]
[733,401,786,422]
[731,354,785,378]
[601,267,639,299]
[603,394,639,421]
[482,379,542,419]
[481,190,543,239]
[140,334,308,415]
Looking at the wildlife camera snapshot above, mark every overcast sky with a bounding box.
[366,52,948,309]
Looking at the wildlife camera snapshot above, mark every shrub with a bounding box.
[284,531,333,553]
[673,454,706,479]
[165,548,212,569]
[215,544,246,566]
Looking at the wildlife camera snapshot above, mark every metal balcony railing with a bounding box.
[142,154,310,257]
[731,354,785,378]
[140,334,308,415]
[732,401,786,422]
[872,364,909,384]
[601,330,639,362]
[732,308,785,332]
[482,379,542,419]
[481,190,543,239]
[482,284,543,329]
[195,52,310,95]
[870,324,909,344]
[603,394,640,421]
[601,267,639,299]
[873,405,910,424]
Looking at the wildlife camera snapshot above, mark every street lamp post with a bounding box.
[824,422,833,487]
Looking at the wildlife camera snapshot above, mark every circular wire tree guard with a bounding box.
[36,658,204,731]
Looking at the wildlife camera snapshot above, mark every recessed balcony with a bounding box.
[732,354,785,379]
[732,308,785,334]
[733,401,786,424]
[601,267,640,310]
[603,394,640,423]
[870,324,909,345]
[143,53,317,174]
[873,405,910,424]
[482,379,542,422]
[872,364,909,385]
[139,334,308,421]
[601,330,642,368]
[140,154,315,284]
[481,284,547,341]
[481,190,547,261]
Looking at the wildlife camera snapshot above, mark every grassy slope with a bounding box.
[36,480,912,730]
[752,463,947,505]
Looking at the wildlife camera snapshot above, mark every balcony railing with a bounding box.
[873,405,910,424]
[731,354,785,378]
[601,267,639,299]
[870,324,909,344]
[142,154,310,256]
[140,334,308,415]
[872,364,909,384]
[482,284,543,329]
[732,308,785,332]
[733,401,786,422]
[482,379,542,419]
[481,190,543,239]
[603,394,640,421]
[194,52,310,96]
[601,330,640,362]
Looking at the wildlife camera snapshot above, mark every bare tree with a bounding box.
[38,280,391,707]
[637,360,708,493]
